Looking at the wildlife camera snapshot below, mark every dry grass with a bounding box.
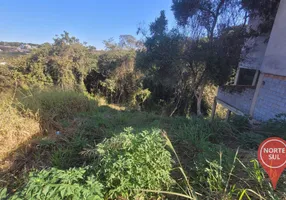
[108,104,126,111]
[0,89,98,170]
[0,98,40,169]
[0,89,100,188]
[204,85,227,118]
[94,94,125,111]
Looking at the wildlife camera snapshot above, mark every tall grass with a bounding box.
[16,89,98,133]
[18,89,98,119]
[0,88,98,169]
[0,96,40,162]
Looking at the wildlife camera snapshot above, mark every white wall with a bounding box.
[253,74,286,121]
[261,0,286,76]
[239,17,269,70]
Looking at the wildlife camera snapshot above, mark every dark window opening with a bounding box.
[237,68,258,86]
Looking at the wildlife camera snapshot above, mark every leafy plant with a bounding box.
[94,127,174,198]
[10,167,103,200]
[0,188,7,199]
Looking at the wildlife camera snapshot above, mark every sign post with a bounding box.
[258,137,286,189]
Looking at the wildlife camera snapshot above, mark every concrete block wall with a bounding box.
[253,74,286,121]
[261,0,286,76]
[217,86,255,115]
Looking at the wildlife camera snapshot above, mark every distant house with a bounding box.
[212,0,286,121]
[20,44,32,50]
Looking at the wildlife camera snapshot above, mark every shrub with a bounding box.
[0,188,7,199]
[11,167,103,200]
[94,128,174,198]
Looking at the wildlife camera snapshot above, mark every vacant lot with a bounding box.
[0,90,285,199]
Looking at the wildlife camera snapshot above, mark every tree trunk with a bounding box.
[117,89,123,104]
[195,85,205,116]
[169,95,181,117]
[196,95,203,116]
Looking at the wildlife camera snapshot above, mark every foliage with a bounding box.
[241,0,280,34]
[85,46,149,106]
[10,167,103,200]
[94,128,174,198]
[10,31,97,91]
[2,100,286,199]
[0,187,7,199]
[138,9,246,116]
[51,134,89,169]
[0,65,16,94]
[239,159,282,199]
[195,150,239,199]
[171,0,247,115]
[172,0,244,37]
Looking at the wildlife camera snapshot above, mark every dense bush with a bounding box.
[85,49,150,107]
[10,167,103,200]
[9,32,97,91]
[94,128,174,198]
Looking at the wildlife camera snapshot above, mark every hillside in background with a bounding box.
[0,41,40,59]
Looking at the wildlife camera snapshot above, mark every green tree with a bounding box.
[85,36,149,107]
[13,31,97,91]
[171,0,246,115]
[241,0,280,34]
[137,11,194,116]
[138,8,246,116]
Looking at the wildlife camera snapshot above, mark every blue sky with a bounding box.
[0,0,176,49]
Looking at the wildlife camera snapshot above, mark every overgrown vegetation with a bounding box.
[93,128,174,199]
[3,167,103,200]
[1,94,285,199]
[1,0,285,199]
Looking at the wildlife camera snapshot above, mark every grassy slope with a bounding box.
[1,90,286,199]
[50,106,286,199]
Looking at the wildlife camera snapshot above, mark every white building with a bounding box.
[213,0,286,121]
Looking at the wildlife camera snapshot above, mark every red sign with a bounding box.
[258,137,286,189]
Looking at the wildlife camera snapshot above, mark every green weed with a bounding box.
[10,167,103,200]
[93,128,174,199]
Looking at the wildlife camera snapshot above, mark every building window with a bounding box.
[237,68,258,86]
